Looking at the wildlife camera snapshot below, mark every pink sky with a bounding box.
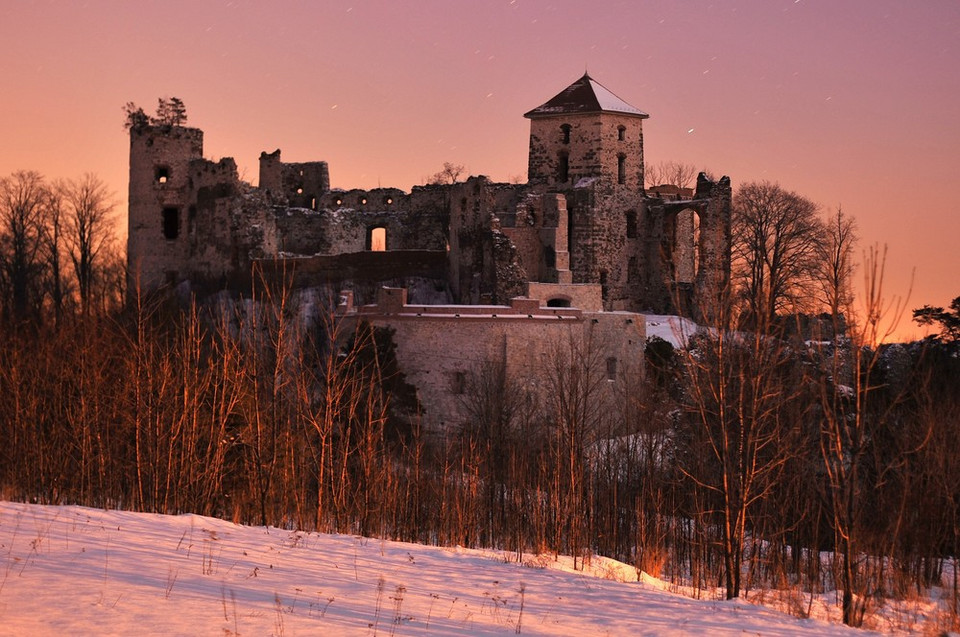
[2,0,958,340]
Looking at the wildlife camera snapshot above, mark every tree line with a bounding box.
[1,167,958,630]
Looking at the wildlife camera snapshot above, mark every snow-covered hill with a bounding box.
[0,501,879,636]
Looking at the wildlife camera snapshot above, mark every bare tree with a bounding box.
[427,162,465,185]
[732,181,825,328]
[645,161,702,189]
[678,292,801,599]
[817,207,858,322]
[0,171,50,324]
[60,174,116,316]
[815,244,910,626]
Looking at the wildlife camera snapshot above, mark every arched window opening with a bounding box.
[547,297,571,308]
[617,125,626,141]
[558,152,569,183]
[599,270,609,302]
[369,226,387,251]
[162,207,179,240]
[617,154,626,185]
[561,124,571,144]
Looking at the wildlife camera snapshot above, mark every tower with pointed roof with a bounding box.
[524,73,648,190]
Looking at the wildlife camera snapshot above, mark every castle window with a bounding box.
[546,297,570,308]
[386,197,393,205]
[155,166,169,184]
[162,207,179,240]
[561,124,571,144]
[296,187,303,195]
[368,226,387,251]
[361,198,367,205]
[606,357,618,381]
[335,198,343,206]
[626,209,637,238]
[600,270,608,302]
[617,154,626,185]
[558,152,569,183]
[310,196,317,209]
[617,125,626,141]
[452,371,466,395]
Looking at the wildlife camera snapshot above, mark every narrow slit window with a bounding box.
[617,155,626,185]
[558,153,569,183]
[561,124,571,144]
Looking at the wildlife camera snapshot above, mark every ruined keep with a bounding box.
[127,72,732,319]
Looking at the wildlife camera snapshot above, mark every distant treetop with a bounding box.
[124,97,188,132]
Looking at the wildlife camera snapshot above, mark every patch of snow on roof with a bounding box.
[588,77,649,117]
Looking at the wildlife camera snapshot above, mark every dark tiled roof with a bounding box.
[524,73,649,119]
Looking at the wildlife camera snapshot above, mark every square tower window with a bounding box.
[155,166,170,184]
[561,124,571,144]
[162,207,180,240]
[617,125,626,141]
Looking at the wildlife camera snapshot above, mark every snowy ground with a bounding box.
[0,501,883,636]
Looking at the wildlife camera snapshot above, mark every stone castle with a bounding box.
[127,74,732,428]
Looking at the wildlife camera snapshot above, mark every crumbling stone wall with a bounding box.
[258,149,330,208]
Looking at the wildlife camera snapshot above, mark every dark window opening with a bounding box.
[600,270,609,302]
[558,153,569,183]
[617,125,626,141]
[626,209,638,238]
[606,357,618,381]
[452,371,466,395]
[547,298,571,308]
[561,124,571,144]
[155,166,170,184]
[162,207,180,240]
[617,155,626,185]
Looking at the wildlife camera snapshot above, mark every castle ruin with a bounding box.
[127,74,732,429]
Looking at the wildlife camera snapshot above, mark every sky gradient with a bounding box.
[2,0,958,339]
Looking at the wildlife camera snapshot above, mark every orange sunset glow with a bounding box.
[1,0,958,340]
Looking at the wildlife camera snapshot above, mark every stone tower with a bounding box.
[127,124,204,290]
[524,73,648,190]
